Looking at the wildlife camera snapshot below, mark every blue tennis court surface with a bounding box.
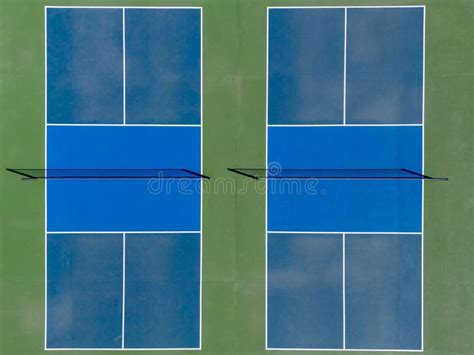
[267,6,424,351]
[47,126,200,232]
[45,7,202,350]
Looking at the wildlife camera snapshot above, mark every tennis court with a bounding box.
[44,7,202,350]
[265,7,424,351]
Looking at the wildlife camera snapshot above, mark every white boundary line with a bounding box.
[268,124,422,127]
[122,9,126,125]
[421,6,426,351]
[267,348,423,352]
[343,8,347,125]
[45,348,201,351]
[47,231,201,234]
[44,6,203,351]
[266,6,425,351]
[46,123,202,127]
[268,231,421,235]
[199,7,203,350]
[44,6,48,350]
[265,7,269,350]
[121,233,126,349]
[45,6,202,9]
[342,233,346,349]
[268,6,425,9]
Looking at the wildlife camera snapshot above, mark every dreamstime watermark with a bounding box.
[146,162,327,197]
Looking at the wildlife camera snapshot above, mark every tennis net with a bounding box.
[6,168,210,180]
[227,168,448,181]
